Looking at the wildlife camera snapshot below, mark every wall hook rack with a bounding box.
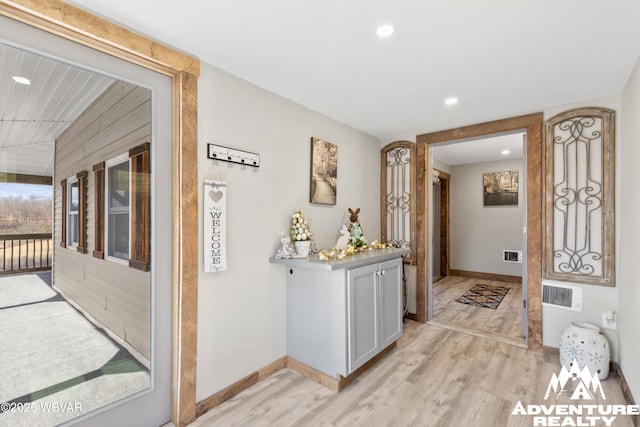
[207,143,260,170]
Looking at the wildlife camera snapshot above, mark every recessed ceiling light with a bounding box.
[12,76,31,85]
[501,150,511,155]
[444,97,458,106]
[376,24,395,38]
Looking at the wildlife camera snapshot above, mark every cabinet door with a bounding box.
[379,258,403,349]
[347,263,380,373]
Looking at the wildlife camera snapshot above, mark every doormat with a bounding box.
[455,283,509,309]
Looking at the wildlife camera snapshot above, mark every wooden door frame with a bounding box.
[0,1,200,425]
[433,169,450,279]
[416,113,543,351]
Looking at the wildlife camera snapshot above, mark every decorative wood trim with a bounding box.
[0,172,52,185]
[542,345,560,356]
[418,113,543,145]
[76,170,88,254]
[434,169,450,277]
[415,143,428,323]
[612,362,639,427]
[0,0,200,77]
[336,342,397,391]
[526,122,543,352]
[195,357,286,418]
[286,357,340,392]
[196,371,259,418]
[287,342,397,393]
[129,142,151,271]
[543,107,616,286]
[416,113,543,351]
[404,312,418,321]
[172,70,199,427]
[196,342,401,420]
[93,162,105,259]
[0,3,200,426]
[449,269,522,284]
[60,179,67,248]
[195,373,255,418]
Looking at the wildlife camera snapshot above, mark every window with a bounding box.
[102,142,150,270]
[106,155,130,260]
[68,177,79,246]
[61,171,87,252]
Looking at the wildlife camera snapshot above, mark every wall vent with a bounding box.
[503,250,523,263]
[542,282,583,312]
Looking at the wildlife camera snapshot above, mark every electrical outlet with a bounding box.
[602,311,617,330]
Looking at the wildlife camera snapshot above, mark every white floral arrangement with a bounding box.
[291,209,312,241]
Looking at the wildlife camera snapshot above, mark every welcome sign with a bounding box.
[204,180,227,272]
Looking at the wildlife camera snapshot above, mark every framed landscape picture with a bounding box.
[309,137,338,205]
[483,170,518,206]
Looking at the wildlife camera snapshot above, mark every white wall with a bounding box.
[619,57,640,399]
[541,94,622,361]
[449,158,524,277]
[196,63,381,400]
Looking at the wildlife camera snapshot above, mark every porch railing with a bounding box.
[0,233,52,275]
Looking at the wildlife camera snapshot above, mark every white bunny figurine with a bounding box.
[335,225,350,250]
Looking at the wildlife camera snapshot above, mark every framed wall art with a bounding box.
[309,137,338,205]
[483,170,518,206]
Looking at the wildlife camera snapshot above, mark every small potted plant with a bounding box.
[291,209,312,256]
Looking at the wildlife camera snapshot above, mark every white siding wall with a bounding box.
[54,81,151,361]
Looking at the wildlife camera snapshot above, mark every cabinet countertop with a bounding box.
[270,247,409,271]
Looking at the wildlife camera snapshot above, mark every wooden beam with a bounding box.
[172,70,199,426]
[0,172,52,185]
[417,113,543,145]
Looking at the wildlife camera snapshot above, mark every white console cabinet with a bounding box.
[271,248,407,386]
[347,258,403,373]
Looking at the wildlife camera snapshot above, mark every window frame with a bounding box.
[66,175,80,248]
[105,153,131,264]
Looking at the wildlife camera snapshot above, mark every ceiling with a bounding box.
[2,1,640,178]
[0,43,115,177]
[66,0,640,142]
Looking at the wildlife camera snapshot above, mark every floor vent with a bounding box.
[542,282,582,312]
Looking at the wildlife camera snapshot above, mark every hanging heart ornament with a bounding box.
[209,189,223,203]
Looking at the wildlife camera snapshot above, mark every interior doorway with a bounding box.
[429,134,526,346]
[431,169,450,283]
[415,113,544,352]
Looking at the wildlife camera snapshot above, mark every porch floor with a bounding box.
[0,271,150,426]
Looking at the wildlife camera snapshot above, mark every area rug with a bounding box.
[455,283,509,309]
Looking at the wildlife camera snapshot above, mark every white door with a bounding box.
[347,263,380,373]
[379,259,403,349]
[0,16,172,427]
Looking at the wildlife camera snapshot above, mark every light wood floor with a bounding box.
[189,321,634,427]
[432,275,524,344]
